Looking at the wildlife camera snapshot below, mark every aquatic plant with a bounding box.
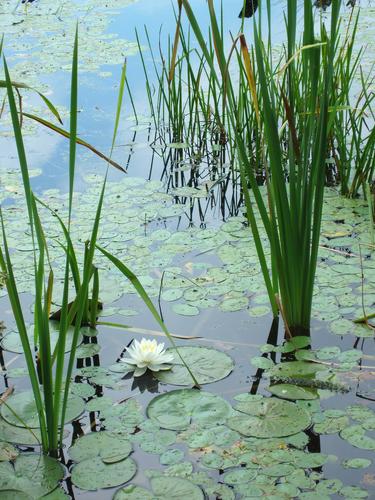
[0,30,107,455]
[0,30,197,456]
[135,2,373,214]
[179,0,343,336]
[121,338,175,377]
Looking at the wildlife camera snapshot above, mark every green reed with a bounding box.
[179,0,344,335]
[1,32,197,456]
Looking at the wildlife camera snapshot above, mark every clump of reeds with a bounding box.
[0,31,197,456]
[178,0,346,336]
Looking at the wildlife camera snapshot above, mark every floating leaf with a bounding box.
[314,415,349,435]
[222,469,257,485]
[0,454,63,497]
[155,346,234,385]
[0,417,41,446]
[267,384,318,400]
[342,458,372,469]
[75,343,101,359]
[150,476,204,499]
[113,485,153,499]
[172,304,200,316]
[1,391,84,429]
[227,398,311,438]
[69,431,132,463]
[340,425,375,450]
[160,449,185,466]
[147,389,232,431]
[268,361,325,379]
[71,456,136,491]
[340,485,369,498]
[250,356,274,370]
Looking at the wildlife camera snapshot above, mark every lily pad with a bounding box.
[267,384,318,400]
[75,343,101,359]
[227,398,311,438]
[0,453,64,498]
[1,391,84,429]
[155,346,234,386]
[113,485,153,499]
[314,415,349,434]
[1,325,82,355]
[150,476,204,499]
[69,431,132,463]
[147,389,232,431]
[251,356,274,370]
[268,361,325,379]
[71,456,137,491]
[340,425,375,450]
[172,304,200,316]
[0,417,41,446]
[342,458,372,469]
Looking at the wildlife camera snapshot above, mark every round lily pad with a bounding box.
[314,416,349,435]
[75,343,101,359]
[0,417,41,446]
[150,476,204,499]
[1,325,82,355]
[147,389,232,431]
[69,431,132,463]
[267,384,318,400]
[342,458,372,469]
[268,361,325,379]
[70,383,96,399]
[340,425,375,450]
[251,356,274,370]
[71,456,136,491]
[160,449,185,465]
[340,486,369,498]
[1,391,84,429]
[172,304,200,316]
[0,491,32,500]
[227,398,311,438]
[222,469,257,484]
[113,485,153,499]
[155,346,234,386]
[0,453,64,497]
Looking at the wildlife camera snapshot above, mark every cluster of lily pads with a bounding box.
[0,173,374,341]
[0,336,373,498]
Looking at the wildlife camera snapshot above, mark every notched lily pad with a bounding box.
[227,398,311,438]
[340,425,375,450]
[150,476,204,499]
[69,431,132,463]
[147,389,232,431]
[0,417,41,446]
[0,453,64,498]
[155,346,234,386]
[267,383,318,401]
[1,391,84,429]
[71,456,137,491]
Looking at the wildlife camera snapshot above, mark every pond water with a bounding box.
[0,0,375,499]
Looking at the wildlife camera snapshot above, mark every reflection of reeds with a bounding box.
[130,2,373,209]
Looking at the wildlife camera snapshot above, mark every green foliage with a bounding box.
[0,31,122,455]
[179,0,345,334]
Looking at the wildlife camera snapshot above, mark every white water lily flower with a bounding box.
[122,338,175,377]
